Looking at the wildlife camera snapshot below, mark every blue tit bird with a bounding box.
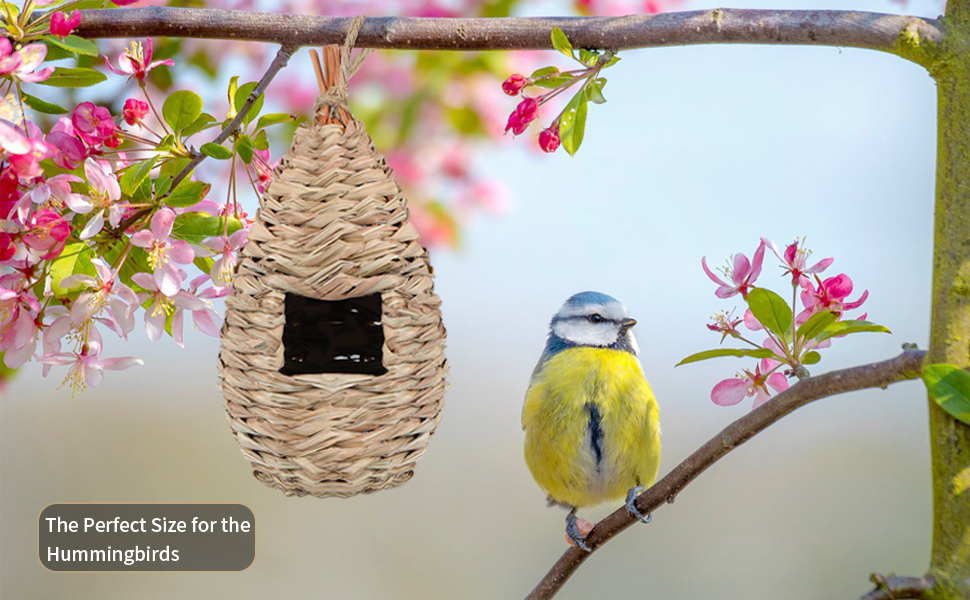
[522,291,660,551]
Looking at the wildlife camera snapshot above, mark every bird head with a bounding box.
[549,291,639,355]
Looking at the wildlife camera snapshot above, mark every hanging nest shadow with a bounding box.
[218,36,448,498]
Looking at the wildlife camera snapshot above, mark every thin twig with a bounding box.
[165,44,296,197]
[858,573,935,600]
[73,8,944,66]
[526,349,927,600]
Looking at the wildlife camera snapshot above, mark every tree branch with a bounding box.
[75,8,943,66]
[166,44,296,196]
[858,573,935,600]
[526,349,927,600]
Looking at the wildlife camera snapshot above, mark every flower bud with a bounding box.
[502,74,527,96]
[538,126,560,153]
[122,98,149,126]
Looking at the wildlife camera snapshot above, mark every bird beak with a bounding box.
[621,317,637,329]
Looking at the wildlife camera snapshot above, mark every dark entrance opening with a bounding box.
[280,293,388,376]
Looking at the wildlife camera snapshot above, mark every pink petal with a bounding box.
[18,66,54,83]
[64,193,94,215]
[168,240,194,264]
[79,211,105,240]
[100,356,144,371]
[4,336,36,368]
[193,308,221,337]
[743,308,764,331]
[83,362,104,387]
[0,119,31,154]
[732,253,751,285]
[16,43,48,73]
[701,257,730,288]
[766,372,790,394]
[130,230,154,248]
[151,208,176,240]
[711,378,748,406]
[844,290,869,311]
[806,257,834,274]
[751,389,771,410]
[131,272,156,291]
[172,308,184,347]
[155,262,182,297]
[714,286,738,300]
[144,309,165,341]
[749,241,766,282]
[71,292,99,323]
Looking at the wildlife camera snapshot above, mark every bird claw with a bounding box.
[565,513,592,552]
[626,486,652,524]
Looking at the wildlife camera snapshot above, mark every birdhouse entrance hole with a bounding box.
[280,293,388,376]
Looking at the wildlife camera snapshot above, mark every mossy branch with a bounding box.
[73,7,944,67]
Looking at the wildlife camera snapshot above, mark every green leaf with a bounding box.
[234,134,254,164]
[252,129,269,151]
[676,347,775,367]
[531,66,560,79]
[37,66,106,88]
[815,320,892,342]
[43,34,99,57]
[226,75,240,118]
[22,93,68,115]
[604,55,621,67]
[200,142,233,160]
[255,112,296,130]
[579,48,598,66]
[232,81,264,126]
[550,27,573,58]
[50,242,95,297]
[802,351,821,365]
[922,364,970,425]
[747,287,793,338]
[796,311,839,341]
[119,155,158,197]
[153,175,173,199]
[156,134,177,153]
[162,90,204,134]
[586,78,607,104]
[182,113,216,138]
[164,180,209,208]
[559,90,588,156]
[171,211,242,244]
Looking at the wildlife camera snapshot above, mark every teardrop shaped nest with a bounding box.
[218,111,448,498]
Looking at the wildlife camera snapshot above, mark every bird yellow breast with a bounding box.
[522,347,661,509]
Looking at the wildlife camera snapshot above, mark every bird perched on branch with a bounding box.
[522,291,660,551]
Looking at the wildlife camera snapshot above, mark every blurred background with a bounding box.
[1,0,941,598]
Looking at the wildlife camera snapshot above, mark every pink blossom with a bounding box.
[105,39,173,85]
[72,102,116,147]
[765,238,833,287]
[502,73,527,96]
[701,240,766,299]
[123,98,149,126]
[0,119,53,180]
[50,11,81,38]
[40,325,143,393]
[46,121,87,170]
[0,41,54,83]
[711,359,789,409]
[539,126,561,153]
[77,158,123,240]
[61,258,138,339]
[23,208,69,259]
[198,229,248,287]
[0,273,41,365]
[131,208,195,296]
[707,310,742,342]
[133,271,217,345]
[171,274,226,346]
[798,274,869,322]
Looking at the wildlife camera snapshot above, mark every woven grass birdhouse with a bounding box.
[218,28,448,498]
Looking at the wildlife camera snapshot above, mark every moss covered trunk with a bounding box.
[927,1,970,597]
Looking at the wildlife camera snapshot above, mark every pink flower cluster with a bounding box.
[0,26,257,394]
[699,238,873,410]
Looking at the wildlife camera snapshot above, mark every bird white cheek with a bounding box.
[626,331,640,356]
[553,320,618,347]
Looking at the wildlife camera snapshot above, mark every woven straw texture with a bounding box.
[218,113,448,498]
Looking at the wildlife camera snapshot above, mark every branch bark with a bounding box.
[858,574,935,600]
[526,349,927,600]
[74,7,943,66]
